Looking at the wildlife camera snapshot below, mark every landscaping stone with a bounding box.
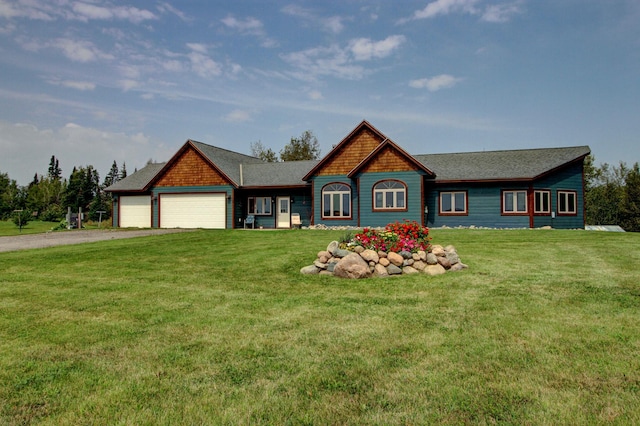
[333,253,372,279]
[304,238,467,279]
[387,252,404,267]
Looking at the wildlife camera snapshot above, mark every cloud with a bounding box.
[400,0,521,23]
[156,2,190,22]
[282,35,405,81]
[48,79,96,91]
[186,44,221,78]
[0,120,167,186]
[72,2,157,24]
[323,16,345,34]
[308,90,323,100]
[51,38,114,62]
[282,5,346,34]
[221,15,264,34]
[223,109,251,123]
[348,35,406,61]
[409,74,462,91]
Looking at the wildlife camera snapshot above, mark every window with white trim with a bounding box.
[503,190,527,214]
[534,190,551,214]
[373,180,406,210]
[439,191,467,214]
[557,190,577,214]
[248,197,272,215]
[322,183,351,218]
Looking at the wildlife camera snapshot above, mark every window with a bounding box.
[439,191,467,215]
[534,190,551,214]
[248,197,271,215]
[503,190,527,214]
[322,183,351,218]
[557,190,577,215]
[373,180,406,210]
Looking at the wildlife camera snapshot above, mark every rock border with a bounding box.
[301,240,468,279]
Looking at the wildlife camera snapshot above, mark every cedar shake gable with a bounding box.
[302,120,388,181]
[347,139,436,178]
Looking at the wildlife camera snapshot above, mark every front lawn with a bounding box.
[1,229,638,424]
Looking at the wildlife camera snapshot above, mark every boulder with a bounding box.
[403,266,419,274]
[314,260,328,269]
[387,264,403,275]
[432,245,445,257]
[424,264,446,276]
[437,256,451,269]
[426,253,438,265]
[450,262,469,272]
[333,248,351,258]
[413,260,426,271]
[399,250,413,259]
[387,252,404,267]
[417,250,427,261]
[317,250,331,263]
[360,249,379,263]
[373,264,389,277]
[379,257,390,267]
[377,251,388,258]
[327,241,339,254]
[353,245,365,254]
[300,265,320,275]
[333,253,372,279]
[445,250,460,265]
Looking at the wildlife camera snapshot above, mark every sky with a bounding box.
[1,0,639,186]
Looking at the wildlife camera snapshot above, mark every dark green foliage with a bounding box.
[620,163,640,232]
[12,209,31,230]
[280,130,321,161]
[250,140,279,162]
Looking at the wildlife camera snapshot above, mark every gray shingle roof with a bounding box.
[190,140,264,185]
[242,160,319,187]
[104,162,166,192]
[414,146,591,182]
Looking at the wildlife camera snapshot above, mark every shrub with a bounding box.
[347,220,431,253]
[12,210,31,231]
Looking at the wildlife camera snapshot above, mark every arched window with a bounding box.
[322,183,351,218]
[373,180,406,210]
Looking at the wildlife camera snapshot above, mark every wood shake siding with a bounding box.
[317,129,382,176]
[359,145,417,174]
[156,148,229,187]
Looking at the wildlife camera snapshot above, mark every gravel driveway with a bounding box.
[0,229,190,253]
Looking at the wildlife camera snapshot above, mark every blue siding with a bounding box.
[358,171,424,227]
[151,185,234,228]
[533,162,585,229]
[310,175,358,227]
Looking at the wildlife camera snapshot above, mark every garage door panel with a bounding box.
[160,193,225,229]
[119,196,151,228]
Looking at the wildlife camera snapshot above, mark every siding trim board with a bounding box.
[106,120,589,230]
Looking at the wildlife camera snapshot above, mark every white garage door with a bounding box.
[119,195,151,228]
[159,193,226,229]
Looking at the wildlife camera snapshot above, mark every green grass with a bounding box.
[1,229,639,424]
[0,220,110,236]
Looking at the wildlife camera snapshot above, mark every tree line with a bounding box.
[0,155,127,226]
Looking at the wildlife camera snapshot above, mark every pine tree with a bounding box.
[48,155,62,180]
[120,162,127,179]
[103,161,120,188]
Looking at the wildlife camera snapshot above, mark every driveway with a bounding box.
[0,229,190,253]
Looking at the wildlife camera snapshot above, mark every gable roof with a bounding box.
[241,160,319,187]
[302,120,387,181]
[414,145,591,182]
[189,140,264,186]
[104,161,166,192]
[347,138,436,178]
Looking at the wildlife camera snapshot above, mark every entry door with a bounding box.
[276,197,290,228]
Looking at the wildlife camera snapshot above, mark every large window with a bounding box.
[248,197,272,215]
[322,183,351,218]
[373,180,406,211]
[439,191,467,215]
[557,190,577,215]
[534,190,551,214]
[503,190,527,214]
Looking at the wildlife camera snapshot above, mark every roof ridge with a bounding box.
[415,145,590,157]
[189,139,263,162]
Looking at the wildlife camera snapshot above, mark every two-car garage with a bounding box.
[117,193,226,229]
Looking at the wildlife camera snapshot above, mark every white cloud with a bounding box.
[188,53,221,78]
[223,109,251,123]
[482,2,523,23]
[221,15,264,34]
[72,2,156,24]
[348,35,406,61]
[118,79,139,91]
[186,43,208,54]
[51,38,114,63]
[156,2,190,22]
[401,0,521,23]
[52,80,96,91]
[0,120,165,186]
[409,74,462,91]
[323,16,345,34]
[281,45,364,81]
[282,5,346,34]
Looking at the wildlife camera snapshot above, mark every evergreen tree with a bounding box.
[251,140,278,162]
[103,160,120,188]
[620,163,640,232]
[48,155,62,180]
[120,162,127,179]
[280,130,321,161]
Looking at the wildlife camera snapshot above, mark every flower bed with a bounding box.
[301,221,468,279]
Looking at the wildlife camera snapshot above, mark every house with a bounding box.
[105,120,590,230]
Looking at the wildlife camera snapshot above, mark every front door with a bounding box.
[276,197,290,228]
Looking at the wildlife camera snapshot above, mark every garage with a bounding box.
[119,195,152,228]
[159,193,226,229]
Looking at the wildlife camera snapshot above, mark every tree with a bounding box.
[0,171,21,219]
[64,166,100,212]
[250,140,278,162]
[620,162,640,232]
[48,155,62,180]
[120,162,127,179]
[280,130,321,161]
[12,209,31,231]
[103,160,120,188]
[584,156,628,226]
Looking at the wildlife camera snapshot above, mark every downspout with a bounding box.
[239,163,243,187]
